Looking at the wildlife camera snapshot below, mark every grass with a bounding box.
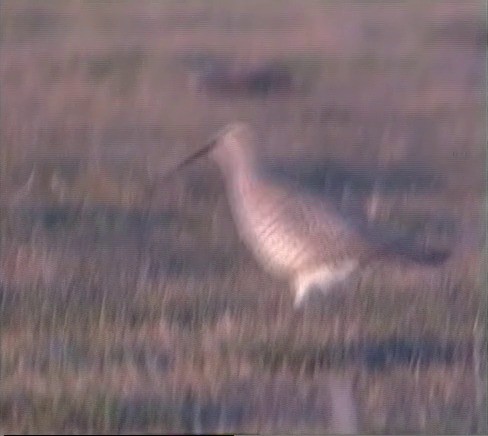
[0,0,486,434]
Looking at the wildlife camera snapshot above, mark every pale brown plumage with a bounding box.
[174,122,450,307]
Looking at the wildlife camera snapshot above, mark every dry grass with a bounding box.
[0,0,486,433]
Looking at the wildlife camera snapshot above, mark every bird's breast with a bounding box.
[226,174,314,276]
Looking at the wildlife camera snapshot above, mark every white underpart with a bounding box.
[293,260,358,307]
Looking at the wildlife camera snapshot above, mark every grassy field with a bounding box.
[0,1,486,433]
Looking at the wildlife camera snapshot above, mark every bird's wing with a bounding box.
[257,180,378,266]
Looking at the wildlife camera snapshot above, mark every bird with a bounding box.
[170,122,450,308]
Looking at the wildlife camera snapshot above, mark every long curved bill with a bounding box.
[159,138,217,182]
[173,139,217,172]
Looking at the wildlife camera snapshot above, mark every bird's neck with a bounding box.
[222,157,260,197]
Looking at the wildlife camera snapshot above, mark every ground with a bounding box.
[0,1,486,433]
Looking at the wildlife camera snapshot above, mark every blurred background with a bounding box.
[0,1,486,433]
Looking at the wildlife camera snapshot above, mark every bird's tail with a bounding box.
[377,243,451,266]
[397,248,451,265]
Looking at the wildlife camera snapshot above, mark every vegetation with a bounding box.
[0,0,486,433]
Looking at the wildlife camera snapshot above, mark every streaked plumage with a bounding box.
[175,122,450,307]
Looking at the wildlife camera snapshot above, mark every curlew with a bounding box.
[170,122,450,308]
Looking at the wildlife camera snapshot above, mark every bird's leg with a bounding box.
[293,282,309,309]
[293,266,335,308]
[293,261,358,308]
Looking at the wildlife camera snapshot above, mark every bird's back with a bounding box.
[225,165,377,277]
